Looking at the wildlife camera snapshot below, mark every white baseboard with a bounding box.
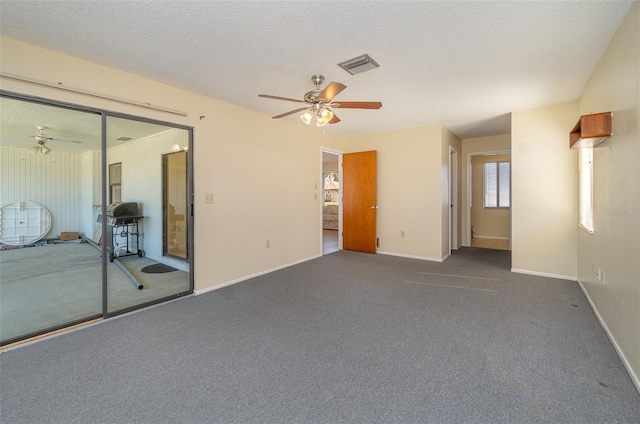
[473,235,510,240]
[194,254,322,295]
[511,268,577,281]
[577,279,640,395]
[377,251,444,262]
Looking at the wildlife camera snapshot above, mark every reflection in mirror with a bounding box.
[0,96,102,344]
[164,150,188,259]
[105,116,190,314]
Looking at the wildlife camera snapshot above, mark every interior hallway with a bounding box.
[471,237,510,251]
[323,230,339,255]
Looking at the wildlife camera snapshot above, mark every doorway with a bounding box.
[467,151,511,250]
[449,147,459,255]
[322,150,340,255]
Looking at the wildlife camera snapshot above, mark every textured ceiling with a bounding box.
[0,1,633,139]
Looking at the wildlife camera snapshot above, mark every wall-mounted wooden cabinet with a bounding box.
[570,112,612,149]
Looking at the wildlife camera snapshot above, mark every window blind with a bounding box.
[483,161,510,208]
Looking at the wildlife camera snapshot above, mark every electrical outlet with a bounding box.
[401,230,405,237]
[596,268,602,282]
[205,193,214,204]
[266,240,270,248]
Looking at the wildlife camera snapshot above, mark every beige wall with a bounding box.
[511,102,579,280]
[0,37,346,292]
[577,2,639,389]
[460,133,511,245]
[471,153,510,239]
[346,124,452,261]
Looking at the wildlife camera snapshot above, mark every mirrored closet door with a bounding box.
[0,93,194,345]
[0,96,103,344]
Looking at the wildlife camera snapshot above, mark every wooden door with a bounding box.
[343,150,377,253]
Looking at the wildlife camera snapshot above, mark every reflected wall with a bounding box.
[0,96,102,343]
[106,116,191,314]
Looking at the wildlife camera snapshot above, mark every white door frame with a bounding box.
[320,148,343,253]
[465,150,510,246]
[449,147,459,254]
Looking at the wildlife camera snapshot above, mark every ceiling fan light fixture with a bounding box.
[41,145,51,155]
[300,110,313,125]
[320,108,334,122]
[29,145,40,154]
[316,114,328,127]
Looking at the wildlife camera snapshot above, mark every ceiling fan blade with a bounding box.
[272,107,310,119]
[328,113,341,124]
[330,101,382,109]
[258,94,306,104]
[318,82,346,103]
[30,135,54,141]
[52,138,84,144]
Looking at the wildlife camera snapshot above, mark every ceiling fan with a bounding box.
[258,74,382,127]
[29,126,82,155]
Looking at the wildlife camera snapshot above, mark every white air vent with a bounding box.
[338,54,380,75]
[116,136,132,141]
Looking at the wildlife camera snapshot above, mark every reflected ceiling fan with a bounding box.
[258,74,382,127]
[29,125,82,155]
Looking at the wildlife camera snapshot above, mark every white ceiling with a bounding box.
[0,1,633,139]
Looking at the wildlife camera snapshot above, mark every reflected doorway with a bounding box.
[163,150,188,260]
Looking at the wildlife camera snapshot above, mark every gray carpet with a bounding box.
[1,248,639,423]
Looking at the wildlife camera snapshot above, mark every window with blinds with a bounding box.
[579,148,594,233]
[109,162,122,204]
[483,161,510,208]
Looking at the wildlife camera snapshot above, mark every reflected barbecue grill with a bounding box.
[98,202,144,262]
